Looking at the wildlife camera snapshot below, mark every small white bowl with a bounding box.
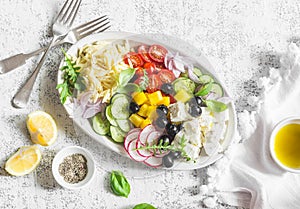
[269,116,300,173]
[52,146,96,189]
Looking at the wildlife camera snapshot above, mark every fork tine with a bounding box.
[93,25,111,33]
[55,0,72,22]
[74,15,107,31]
[79,24,111,39]
[64,0,82,26]
[77,17,109,34]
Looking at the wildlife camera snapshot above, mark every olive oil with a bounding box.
[274,123,300,169]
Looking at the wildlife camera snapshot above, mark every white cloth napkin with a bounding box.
[215,43,300,209]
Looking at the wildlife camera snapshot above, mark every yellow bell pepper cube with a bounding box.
[148,91,164,105]
[133,92,148,105]
[129,114,144,127]
[140,118,151,129]
[138,104,149,117]
[157,96,170,106]
[174,89,192,103]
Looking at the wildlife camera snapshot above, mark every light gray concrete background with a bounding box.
[0,0,299,208]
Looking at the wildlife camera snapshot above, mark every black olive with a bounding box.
[169,151,181,159]
[166,123,180,137]
[129,101,140,114]
[189,96,204,106]
[188,104,202,117]
[161,83,175,95]
[162,154,174,168]
[194,96,204,106]
[156,105,168,116]
[155,116,168,129]
[157,135,171,146]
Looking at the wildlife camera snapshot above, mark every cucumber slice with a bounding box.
[172,77,195,94]
[193,67,202,78]
[111,96,130,119]
[211,82,224,97]
[92,112,110,135]
[110,126,126,143]
[199,74,214,84]
[116,119,131,132]
[111,93,129,104]
[105,105,118,126]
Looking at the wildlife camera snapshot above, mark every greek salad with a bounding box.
[57,39,230,168]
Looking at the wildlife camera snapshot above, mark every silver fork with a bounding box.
[12,0,82,108]
[0,15,110,74]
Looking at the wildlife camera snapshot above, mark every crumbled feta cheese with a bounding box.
[183,119,201,146]
[169,102,193,122]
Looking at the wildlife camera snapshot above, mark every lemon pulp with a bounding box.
[5,146,41,176]
[274,123,300,169]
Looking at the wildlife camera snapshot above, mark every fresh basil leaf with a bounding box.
[119,68,136,87]
[110,170,130,198]
[132,203,157,209]
[205,100,228,112]
[117,83,142,94]
[195,82,212,96]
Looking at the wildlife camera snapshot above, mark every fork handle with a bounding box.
[12,37,59,108]
[0,39,66,74]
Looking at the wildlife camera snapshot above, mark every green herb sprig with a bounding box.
[56,49,81,104]
[136,135,191,161]
[110,170,131,198]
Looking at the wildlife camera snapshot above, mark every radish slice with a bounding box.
[143,156,163,168]
[146,131,162,145]
[124,130,140,151]
[127,128,141,135]
[126,139,149,162]
[138,125,157,145]
[136,139,153,157]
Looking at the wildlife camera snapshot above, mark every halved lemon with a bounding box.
[26,111,57,146]
[5,145,42,176]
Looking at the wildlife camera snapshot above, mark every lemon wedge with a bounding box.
[5,145,42,176]
[26,110,58,146]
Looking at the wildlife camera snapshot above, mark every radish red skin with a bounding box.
[126,139,149,162]
[124,129,141,151]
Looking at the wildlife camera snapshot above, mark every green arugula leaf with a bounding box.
[119,68,136,87]
[110,170,131,198]
[56,48,82,104]
[205,100,228,112]
[133,203,157,209]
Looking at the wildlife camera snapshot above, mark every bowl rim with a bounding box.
[52,146,96,189]
[269,116,300,173]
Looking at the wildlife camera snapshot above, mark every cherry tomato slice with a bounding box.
[135,66,144,77]
[138,45,152,63]
[148,44,168,63]
[157,69,176,84]
[147,74,162,93]
[153,61,165,70]
[134,77,143,85]
[144,62,158,74]
[123,52,144,68]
